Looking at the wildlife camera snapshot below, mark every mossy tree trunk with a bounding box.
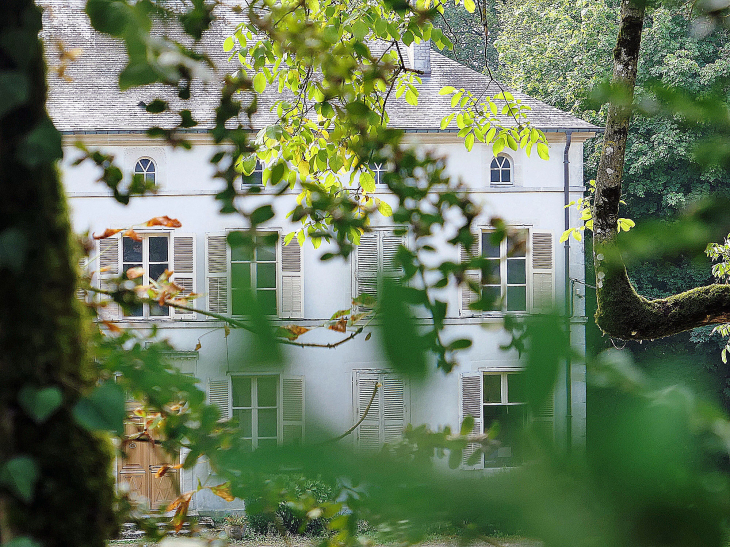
[593,0,730,341]
[0,1,117,545]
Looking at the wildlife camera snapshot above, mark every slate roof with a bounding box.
[39,0,598,134]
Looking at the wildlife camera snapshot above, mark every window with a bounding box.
[207,375,305,447]
[353,371,408,450]
[205,232,303,319]
[134,158,156,184]
[460,371,553,469]
[461,229,554,315]
[96,232,196,321]
[242,160,264,186]
[353,230,405,306]
[490,155,511,185]
[368,163,388,185]
[230,235,277,316]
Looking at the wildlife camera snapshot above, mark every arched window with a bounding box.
[369,163,387,185]
[134,158,156,184]
[490,155,512,185]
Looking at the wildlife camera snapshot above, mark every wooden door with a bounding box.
[117,421,179,509]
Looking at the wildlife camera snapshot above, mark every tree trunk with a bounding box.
[0,1,117,544]
[592,0,730,341]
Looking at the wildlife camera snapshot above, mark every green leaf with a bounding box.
[0,71,29,118]
[73,381,126,436]
[537,142,550,160]
[378,278,427,378]
[463,0,476,13]
[439,86,456,95]
[223,36,235,52]
[0,456,39,503]
[377,199,393,216]
[448,338,473,352]
[18,118,62,168]
[253,72,267,93]
[465,132,475,151]
[405,89,418,106]
[460,415,475,435]
[492,138,505,155]
[4,537,43,547]
[18,385,62,424]
[250,204,275,224]
[360,171,376,193]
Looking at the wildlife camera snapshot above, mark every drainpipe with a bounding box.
[563,130,573,455]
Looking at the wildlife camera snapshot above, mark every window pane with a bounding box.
[502,169,510,183]
[258,289,277,316]
[149,262,168,281]
[232,377,252,407]
[231,243,253,262]
[507,258,526,284]
[483,374,501,403]
[481,234,500,258]
[491,168,500,183]
[482,285,501,311]
[141,158,150,170]
[232,289,247,316]
[149,237,168,262]
[235,409,252,438]
[149,302,168,316]
[146,172,155,184]
[123,237,142,262]
[231,263,251,290]
[482,259,500,283]
[506,286,527,311]
[508,373,526,403]
[258,408,278,438]
[256,263,276,288]
[508,230,527,257]
[256,243,276,262]
[123,263,142,280]
[258,438,278,449]
[128,304,144,317]
[257,377,277,407]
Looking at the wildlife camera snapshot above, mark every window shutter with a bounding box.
[532,391,554,442]
[354,233,379,309]
[281,375,305,445]
[531,232,554,313]
[207,377,231,421]
[382,374,407,444]
[459,372,484,469]
[460,232,481,316]
[205,234,229,315]
[381,234,404,280]
[279,235,304,319]
[76,257,89,303]
[355,371,382,451]
[170,234,196,320]
[97,235,121,320]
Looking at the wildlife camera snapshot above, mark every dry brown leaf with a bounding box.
[224,325,231,337]
[125,266,144,280]
[123,228,142,242]
[146,216,182,228]
[194,341,202,351]
[101,320,121,333]
[210,482,235,502]
[155,464,170,478]
[167,491,193,532]
[92,228,123,240]
[328,318,347,333]
[286,325,310,337]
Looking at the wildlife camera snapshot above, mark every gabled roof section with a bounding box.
[40,0,598,134]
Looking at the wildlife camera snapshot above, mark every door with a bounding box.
[117,420,179,509]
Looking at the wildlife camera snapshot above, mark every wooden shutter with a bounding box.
[382,374,407,444]
[279,235,304,319]
[97,235,121,320]
[354,371,382,451]
[459,372,484,469]
[531,231,554,314]
[460,232,481,316]
[354,233,379,308]
[280,376,305,445]
[170,233,196,320]
[205,234,229,315]
[207,378,231,421]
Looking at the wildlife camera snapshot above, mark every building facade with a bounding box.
[42,0,597,512]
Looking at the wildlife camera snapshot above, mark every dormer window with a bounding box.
[134,158,156,184]
[242,160,264,185]
[369,163,387,185]
[490,155,512,185]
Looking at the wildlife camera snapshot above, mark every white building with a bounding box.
[42,0,597,512]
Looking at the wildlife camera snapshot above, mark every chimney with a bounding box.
[408,39,431,76]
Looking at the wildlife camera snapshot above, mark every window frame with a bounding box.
[489,154,512,186]
[121,233,171,319]
[241,159,264,186]
[480,228,529,313]
[229,232,278,317]
[133,157,157,185]
[481,370,528,468]
[231,374,280,451]
[352,229,406,309]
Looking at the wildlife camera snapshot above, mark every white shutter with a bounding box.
[381,234,404,280]
[97,235,121,320]
[170,233,196,320]
[382,374,407,444]
[279,235,303,319]
[355,371,382,451]
[280,375,305,445]
[205,233,229,315]
[531,231,554,314]
[532,390,554,441]
[460,232,481,316]
[207,377,231,421]
[354,233,379,309]
[459,372,484,469]
[76,257,88,303]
